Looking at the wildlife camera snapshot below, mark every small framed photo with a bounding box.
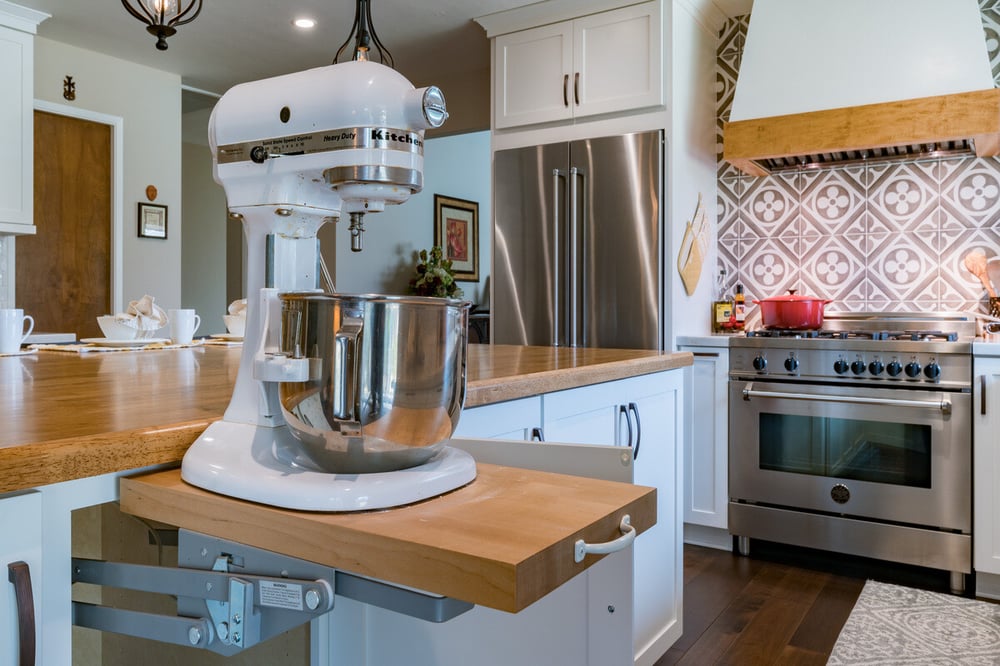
[137,202,168,239]
[433,194,479,281]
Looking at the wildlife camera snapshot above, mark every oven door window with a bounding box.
[758,413,931,488]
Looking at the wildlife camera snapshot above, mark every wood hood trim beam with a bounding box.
[723,88,1000,177]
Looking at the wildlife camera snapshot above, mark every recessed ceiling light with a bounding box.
[293,18,316,29]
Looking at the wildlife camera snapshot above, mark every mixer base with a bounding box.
[181,420,477,511]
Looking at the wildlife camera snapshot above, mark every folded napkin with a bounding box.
[228,299,248,317]
[116,294,168,333]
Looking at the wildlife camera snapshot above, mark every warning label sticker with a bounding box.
[259,581,304,611]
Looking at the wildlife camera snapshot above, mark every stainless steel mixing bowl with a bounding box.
[277,292,471,474]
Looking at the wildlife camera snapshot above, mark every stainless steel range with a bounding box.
[728,312,976,593]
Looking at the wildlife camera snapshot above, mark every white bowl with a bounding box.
[97,315,138,340]
[223,314,246,337]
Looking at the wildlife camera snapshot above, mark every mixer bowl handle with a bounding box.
[333,316,364,421]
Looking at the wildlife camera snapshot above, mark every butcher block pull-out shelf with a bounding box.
[119,462,655,614]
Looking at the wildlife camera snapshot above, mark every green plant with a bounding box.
[408,246,464,298]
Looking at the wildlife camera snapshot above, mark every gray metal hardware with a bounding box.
[72,528,473,655]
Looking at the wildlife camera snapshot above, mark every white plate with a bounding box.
[210,333,244,341]
[80,337,171,347]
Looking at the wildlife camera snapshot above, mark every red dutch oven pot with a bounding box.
[753,290,832,329]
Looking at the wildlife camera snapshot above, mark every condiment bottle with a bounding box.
[712,270,731,333]
[733,283,746,331]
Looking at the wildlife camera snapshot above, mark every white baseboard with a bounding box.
[683,523,732,551]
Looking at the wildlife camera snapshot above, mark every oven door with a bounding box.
[729,379,971,532]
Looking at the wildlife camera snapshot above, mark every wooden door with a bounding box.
[16,111,112,339]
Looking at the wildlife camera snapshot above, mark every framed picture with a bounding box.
[433,194,479,281]
[137,202,168,239]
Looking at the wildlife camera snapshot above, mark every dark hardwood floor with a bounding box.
[658,540,967,665]
[656,543,866,665]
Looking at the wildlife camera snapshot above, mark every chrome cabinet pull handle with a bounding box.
[574,515,635,563]
[8,561,36,666]
[628,402,641,460]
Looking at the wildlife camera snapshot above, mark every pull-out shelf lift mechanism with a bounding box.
[72,529,473,655]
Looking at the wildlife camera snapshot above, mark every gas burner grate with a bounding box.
[745,328,960,341]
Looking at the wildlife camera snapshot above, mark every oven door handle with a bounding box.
[741,384,952,415]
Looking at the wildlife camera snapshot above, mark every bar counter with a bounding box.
[0,344,691,494]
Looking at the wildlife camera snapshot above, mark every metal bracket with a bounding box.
[72,529,473,655]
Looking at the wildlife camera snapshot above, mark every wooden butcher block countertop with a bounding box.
[0,344,690,494]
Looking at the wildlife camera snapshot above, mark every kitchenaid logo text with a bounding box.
[217,127,423,165]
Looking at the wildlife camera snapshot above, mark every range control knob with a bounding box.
[887,360,903,377]
[833,359,849,375]
[851,360,866,375]
[924,362,941,380]
[868,360,884,376]
[752,355,767,371]
[784,356,799,372]
[905,361,922,378]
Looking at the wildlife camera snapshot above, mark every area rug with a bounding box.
[828,580,1000,665]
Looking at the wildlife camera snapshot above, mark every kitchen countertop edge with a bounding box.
[1,346,692,494]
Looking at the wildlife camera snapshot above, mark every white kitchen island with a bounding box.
[0,344,690,666]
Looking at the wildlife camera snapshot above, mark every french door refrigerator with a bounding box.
[493,130,663,350]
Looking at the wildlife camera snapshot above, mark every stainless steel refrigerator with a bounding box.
[492,130,663,350]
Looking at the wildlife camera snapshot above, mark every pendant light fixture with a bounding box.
[121,0,203,51]
[333,0,394,68]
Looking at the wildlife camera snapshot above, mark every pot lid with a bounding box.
[756,290,830,303]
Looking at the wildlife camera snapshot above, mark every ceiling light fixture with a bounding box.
[293,18,316,29]
[121,0,203,51]
[333,0,394,68]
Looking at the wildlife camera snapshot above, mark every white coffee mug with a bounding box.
[0,308,34,354]
[168,308,201,344]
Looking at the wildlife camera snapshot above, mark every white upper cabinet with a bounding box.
[493,1,663,129]
[0,4,48,234]
[0,25,34,232]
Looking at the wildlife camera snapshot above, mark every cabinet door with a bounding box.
[494,21,574,129]
[622,372,683,665]
[573,1,663,120]
[454,396,541,440]
[543,371,684,664]
[975,359,1000,574]
[1,491,41,666]
[0,25,33,230]
[680,348,729,530]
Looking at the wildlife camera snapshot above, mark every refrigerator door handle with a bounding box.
[569,166,580,347]
[552,168,566,346]
[568,166,587,347]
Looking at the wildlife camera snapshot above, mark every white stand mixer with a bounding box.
[181,59,476,511]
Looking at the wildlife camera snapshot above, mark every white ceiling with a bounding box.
[12,0,753,113]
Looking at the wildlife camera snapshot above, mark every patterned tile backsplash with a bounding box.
[717,6,1000,315]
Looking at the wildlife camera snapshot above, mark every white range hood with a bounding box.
[724,0,1000,175]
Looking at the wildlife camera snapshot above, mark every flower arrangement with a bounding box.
[408,246,464,299]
